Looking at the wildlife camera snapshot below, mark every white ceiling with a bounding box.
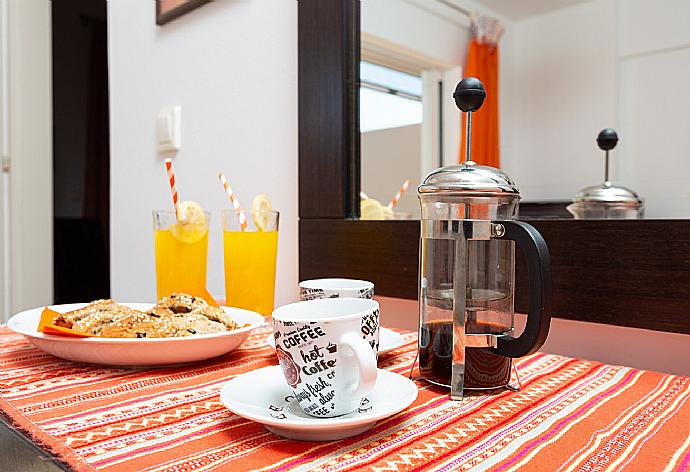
[475,0,593,20]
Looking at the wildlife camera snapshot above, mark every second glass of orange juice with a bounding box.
[153,208,210,300]
[222,209,279,315]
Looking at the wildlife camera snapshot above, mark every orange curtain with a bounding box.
[459,37,500,167]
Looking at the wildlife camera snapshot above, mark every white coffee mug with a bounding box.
[272,298,380,418]
[299,278,374,301]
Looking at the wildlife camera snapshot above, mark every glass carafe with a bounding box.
[419,191,518,390]
[417,78,552,400]
[418,168,552,400]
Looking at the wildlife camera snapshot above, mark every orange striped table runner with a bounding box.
[1,326,689,471]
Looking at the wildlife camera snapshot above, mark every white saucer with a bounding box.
[219,366,418,441]
[265,327,406,355]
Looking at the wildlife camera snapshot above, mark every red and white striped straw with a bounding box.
[218,171,247,232]
[164,158,180,220]
[388,179,411,210]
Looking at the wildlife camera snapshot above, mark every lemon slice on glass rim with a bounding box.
[252,195,273,231]
[360,198,384,220]
[171,201,208,243]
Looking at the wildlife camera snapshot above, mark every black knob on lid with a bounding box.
[597,128,618,151]
[453,77,486,112]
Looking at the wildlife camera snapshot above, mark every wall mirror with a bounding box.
[358,0,690,220]
[298,0,690,336]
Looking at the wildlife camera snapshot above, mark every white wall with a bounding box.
[107,0,298,305]
[617,0,690,218]
[362,0,471,67]
[502,0,690,217]
[5,0,53,318]
[501,0,617,201]
[362,0,512,67]
[0,1,7,320]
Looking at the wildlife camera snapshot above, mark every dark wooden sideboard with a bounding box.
[300,218,690,336]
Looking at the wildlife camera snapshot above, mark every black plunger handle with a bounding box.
[453,77,486,112]
[597,128,618,151]
[492,220,552,358]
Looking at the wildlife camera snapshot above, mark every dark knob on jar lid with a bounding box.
[597,128,618,151]
[453,77,486,112]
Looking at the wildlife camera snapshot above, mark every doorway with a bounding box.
[52,0,109,303]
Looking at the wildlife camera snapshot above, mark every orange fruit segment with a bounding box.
[38,307,93,337]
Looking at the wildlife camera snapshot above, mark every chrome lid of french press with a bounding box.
[573,184,642,205]
[419,165,519,196]
[419,78,519,198]
[572,129,643,205]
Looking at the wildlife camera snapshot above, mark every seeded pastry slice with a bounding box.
[154,293,242,330]
[55,300,143,336]
[99,312,178,338]
[70,312,122,336]
[169,313,228,336]
[193,305,242,330]
[144,307,229,336]
[54,299,119,326]
[154,293,205,314]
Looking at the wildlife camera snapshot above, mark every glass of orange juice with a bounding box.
[222,209,279,315]
[153,208,210,300]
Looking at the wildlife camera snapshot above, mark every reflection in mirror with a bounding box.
[359,0,690,219]
[567,128,644,219]
[360,62,422,219]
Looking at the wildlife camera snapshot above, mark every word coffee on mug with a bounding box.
[272,298,380,418]
[299,278,374,301]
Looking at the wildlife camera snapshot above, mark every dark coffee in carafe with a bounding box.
[419,320,512,389]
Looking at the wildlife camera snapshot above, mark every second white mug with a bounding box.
[299,278,374,301]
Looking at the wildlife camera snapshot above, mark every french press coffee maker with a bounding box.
[567,129,644,220]
[417,78,552,400]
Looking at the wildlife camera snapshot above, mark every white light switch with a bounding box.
[157,106,181,152]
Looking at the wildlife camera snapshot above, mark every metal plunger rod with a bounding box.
[604,150,610,184]
[465,111,473,163]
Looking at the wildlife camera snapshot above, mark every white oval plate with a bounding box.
[220,365,418,441]
[266,327,405,355]
[7,303,265,366]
